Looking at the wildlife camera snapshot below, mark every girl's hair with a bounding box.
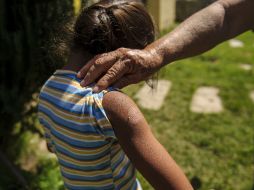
[72,0,155,54]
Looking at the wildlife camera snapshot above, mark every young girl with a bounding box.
[38,0,193,189]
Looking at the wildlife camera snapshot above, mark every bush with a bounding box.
[0,0,73,145]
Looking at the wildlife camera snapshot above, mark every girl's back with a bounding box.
[38,70,139,189]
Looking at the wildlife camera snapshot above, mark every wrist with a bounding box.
[144,47,165,69]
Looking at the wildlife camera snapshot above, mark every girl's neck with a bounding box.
[62,50,93,72]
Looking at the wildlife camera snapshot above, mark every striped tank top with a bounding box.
[38,70,142,190]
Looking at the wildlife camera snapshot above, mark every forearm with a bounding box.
[124,131,193,190]
[146,0,254,66]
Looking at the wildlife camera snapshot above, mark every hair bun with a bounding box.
[72,0,155,54]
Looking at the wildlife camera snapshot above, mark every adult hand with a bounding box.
[77,48,163,92]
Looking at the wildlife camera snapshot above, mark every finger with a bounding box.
[77,55,99,78]
[92,59,130,92]
[80,57,115,87]
[80,52,122,87]
[113,74,140,89]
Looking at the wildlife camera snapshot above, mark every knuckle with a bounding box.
[107,68,118,77]
[94,54,101,60]
[126,49,138,56]
[123,59,131,66]
[118,47,127,52]
[100,53,108,57]
[94,61,100,68]
[116,48,129,58]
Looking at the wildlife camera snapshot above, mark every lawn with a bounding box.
[1,32,253,190]
[123,31,254,190]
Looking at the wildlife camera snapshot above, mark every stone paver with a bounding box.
[239,64,252,71]
[190,87,223,114]
[135,80,171,110]
[250,91,254,103]
[229,39,244,48]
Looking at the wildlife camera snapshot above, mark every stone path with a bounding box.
[190,87,223,114]
[239,64,252,71]
[135,80,171,110]
[136,80,252,113]
[229,39,244,48]
[250,91,254,103]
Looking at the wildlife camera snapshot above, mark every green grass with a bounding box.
[124,31,254,190]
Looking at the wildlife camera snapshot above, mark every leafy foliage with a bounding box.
[0,0,73,145]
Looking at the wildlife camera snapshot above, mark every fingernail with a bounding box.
[80,80,86,87]
[92,86,99,93]
[77,72,81,78]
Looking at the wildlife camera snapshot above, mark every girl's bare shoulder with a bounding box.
[102,90,148,133]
